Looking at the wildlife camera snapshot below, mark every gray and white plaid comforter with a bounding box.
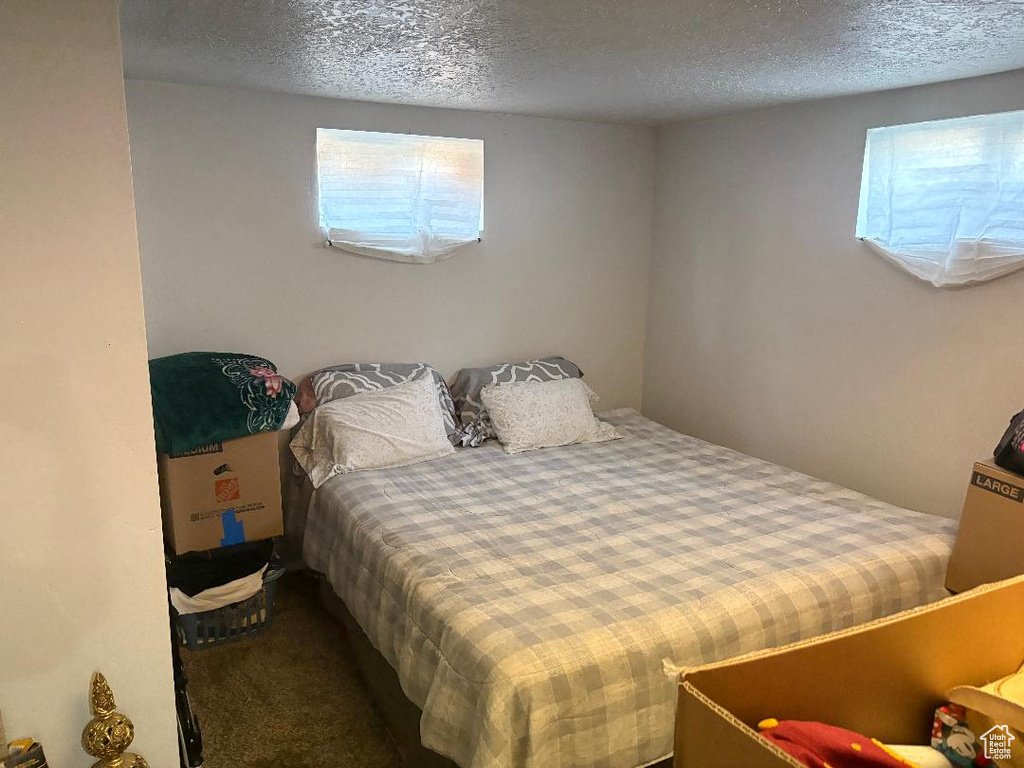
[300,409,957,768]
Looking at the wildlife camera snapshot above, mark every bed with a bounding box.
[290,408,957,768]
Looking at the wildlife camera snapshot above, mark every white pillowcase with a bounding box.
[480,378,620,454]
[290,375,455,487]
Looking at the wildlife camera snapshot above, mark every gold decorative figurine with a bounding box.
[81,673,150,768]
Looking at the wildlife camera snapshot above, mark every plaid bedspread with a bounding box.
[300,409,956,768]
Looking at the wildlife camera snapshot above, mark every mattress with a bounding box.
[299,408,957,768]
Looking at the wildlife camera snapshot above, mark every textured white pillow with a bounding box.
[290,375,454,487]
[480,378,620,454]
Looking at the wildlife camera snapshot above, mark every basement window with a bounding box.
[856,109,1024,287]
[317,128,484,264]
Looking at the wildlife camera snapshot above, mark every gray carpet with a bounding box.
[180,572,404,768]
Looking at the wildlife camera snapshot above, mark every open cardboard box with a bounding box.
[675,576,1024,766]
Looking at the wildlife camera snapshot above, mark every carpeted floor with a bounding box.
[180,572,404,768]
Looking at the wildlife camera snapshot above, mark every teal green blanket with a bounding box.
[150,352,296,456]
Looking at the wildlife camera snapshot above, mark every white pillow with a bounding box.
[480,378,620,454]
[290,375,454,487]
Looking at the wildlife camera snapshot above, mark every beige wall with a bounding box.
[645,69,1024,519]
[0,1,177,763]
[125,80,655,409]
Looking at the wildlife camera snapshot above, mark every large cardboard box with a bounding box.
[157,431,283,555]
[946,459,1024,593]
[675,576,1024,767]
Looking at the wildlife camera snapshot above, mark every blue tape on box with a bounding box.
[219,508,246,546]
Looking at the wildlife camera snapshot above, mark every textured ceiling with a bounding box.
[120,0,1024,124]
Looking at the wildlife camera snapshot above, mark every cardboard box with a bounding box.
[675,576,1024,767]
[157,431,283,555]
[946,459,1024,594]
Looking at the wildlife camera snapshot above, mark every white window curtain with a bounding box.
[317,129,484,264]
[856,109,1024,287]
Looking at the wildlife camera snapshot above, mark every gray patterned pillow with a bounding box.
[311,363,463,445]
[448,356,583,446]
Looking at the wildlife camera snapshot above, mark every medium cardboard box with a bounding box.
[157,431,283,555]
[946,459,1024,594]
[675,576,1024,767]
